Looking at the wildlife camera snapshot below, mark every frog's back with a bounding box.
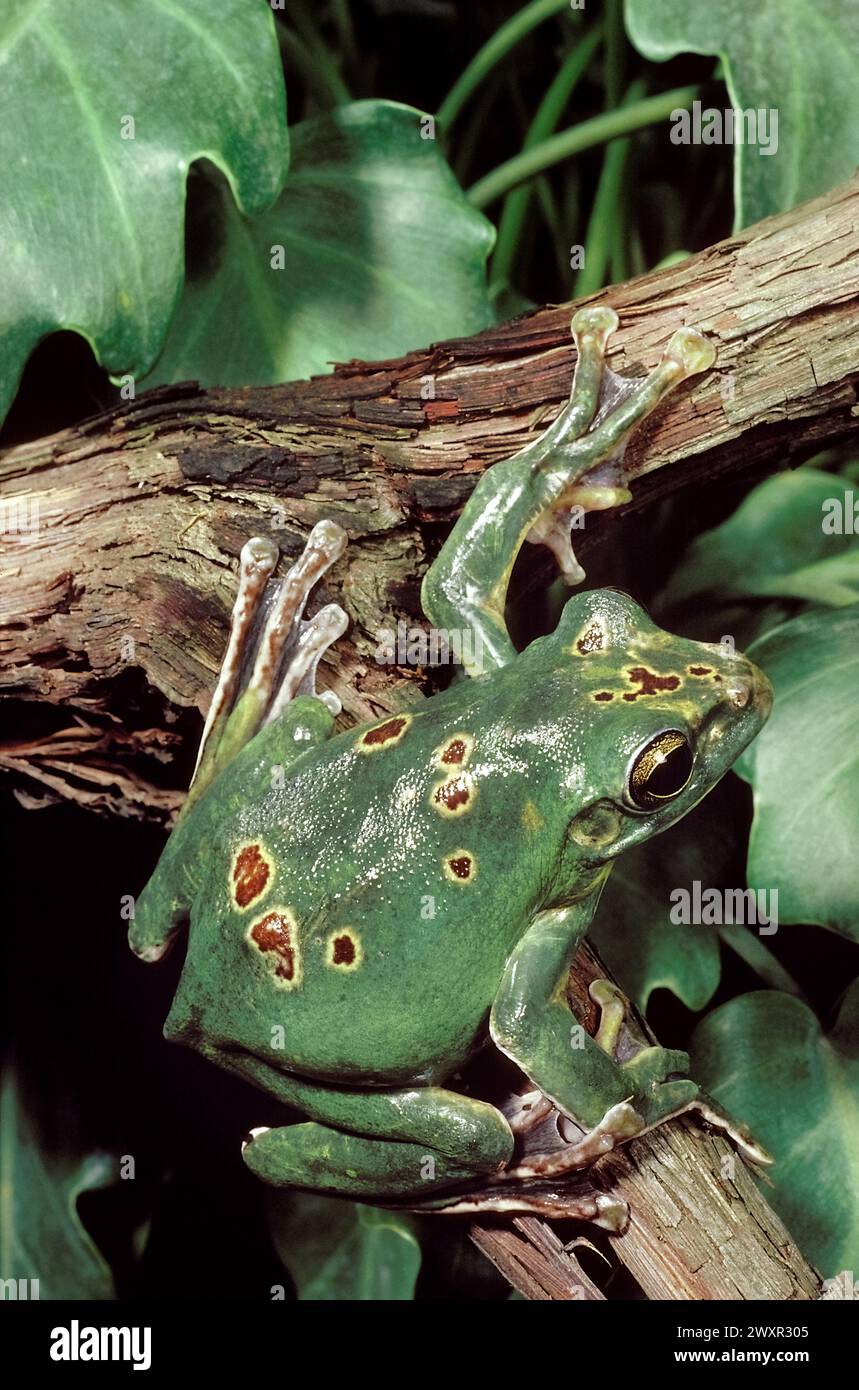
[176,668,565,1085]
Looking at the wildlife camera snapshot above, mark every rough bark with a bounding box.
[470,1216,608,1301]
[2,175,859,818]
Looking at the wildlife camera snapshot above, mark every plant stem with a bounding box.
[331,0,359,76]
[491,26,602,291]
[718,926,808,1001]
[602,0,626,111]
[574,77,647,296]
[468,84,700,210]
[437,0,570,132]
[452,69,507,186]
[277,29,336,111]
[506,72,566,277]
[287,6,351,106]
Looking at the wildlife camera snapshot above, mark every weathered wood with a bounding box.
[470,1217,607,1301]
[2,176,859,817]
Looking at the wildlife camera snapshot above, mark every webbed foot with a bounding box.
[587,977,770,1161]
[422,310,715,674]
[188,520,347,807]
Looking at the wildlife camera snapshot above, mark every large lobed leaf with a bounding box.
[265,1192,421,1300]
[737,605,859,941]
[0,0,288,425]
[0,1065,115,1299]
[591,796,728,1012]
[625,0,859,227]
[692,984,859,1277]
[145,101,495,387]
[658,469,859,613]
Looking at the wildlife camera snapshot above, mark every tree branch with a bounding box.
[2,175,859,816]
[2,172,849,1307]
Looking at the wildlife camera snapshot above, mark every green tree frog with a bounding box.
[130,308,772,1226]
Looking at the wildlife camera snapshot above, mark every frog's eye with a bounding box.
[627,731,693,810]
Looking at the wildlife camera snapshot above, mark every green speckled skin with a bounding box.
[144,590,761,1077]
[131,311,772,1207]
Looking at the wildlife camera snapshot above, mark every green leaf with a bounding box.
[146,101,495,387]
[736,605,859,941]
[0,0,287,425]
[591,796,727,1011]
[0,1065,115,1299]
[658,469,859,612]
[691,984,859,1277]
[265,1193,421,1300]
[625,0,859,227]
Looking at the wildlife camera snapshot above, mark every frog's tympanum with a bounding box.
[131,309,773,1228]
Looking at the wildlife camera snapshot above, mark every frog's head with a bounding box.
[546,588,773,869]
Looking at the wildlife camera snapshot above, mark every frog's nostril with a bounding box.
[725,680,751,709]
[725,664,773,716]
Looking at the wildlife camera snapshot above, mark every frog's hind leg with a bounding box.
[239,1074,626,1227]
[188,520,348,811]
[421,310,714,674]
[239,1077,514,1203]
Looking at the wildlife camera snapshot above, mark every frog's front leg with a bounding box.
[421,309,715,675]
[489,898,699,1174]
